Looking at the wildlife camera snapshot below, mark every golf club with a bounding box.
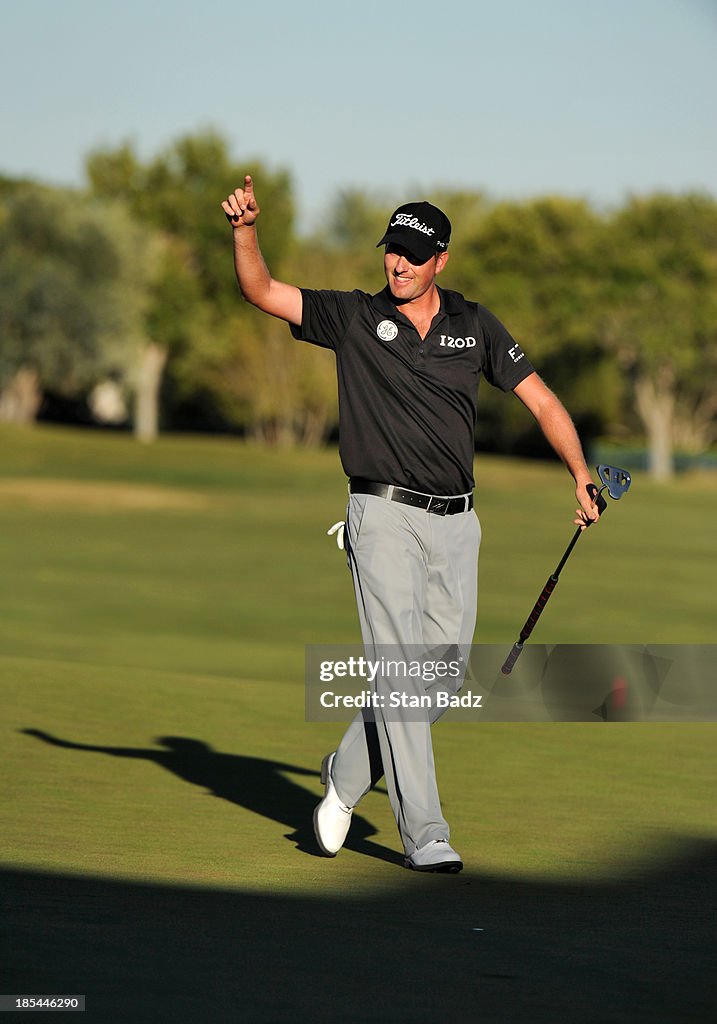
[501,464,632,675]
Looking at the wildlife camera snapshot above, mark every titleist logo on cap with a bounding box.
[389,213,436,237]
[376,201,451,257]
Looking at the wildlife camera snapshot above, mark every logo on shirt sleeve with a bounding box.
[377,320,399,342]
[509,344,525,363]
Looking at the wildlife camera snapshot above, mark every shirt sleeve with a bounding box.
[477,303,535,391]
[289,289,361,351]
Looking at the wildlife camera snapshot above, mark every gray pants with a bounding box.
[331,492,481,854]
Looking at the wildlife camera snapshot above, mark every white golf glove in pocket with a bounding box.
[326,521,345,550]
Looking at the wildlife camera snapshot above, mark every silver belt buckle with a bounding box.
[427,495,448,515]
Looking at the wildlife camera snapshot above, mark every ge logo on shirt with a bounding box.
[377,320,399,342]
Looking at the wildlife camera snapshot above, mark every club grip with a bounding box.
[521,574,558,640]
[501,642,524,675]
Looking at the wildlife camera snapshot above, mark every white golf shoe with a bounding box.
[404,839,463,873]
[313,752,353,856]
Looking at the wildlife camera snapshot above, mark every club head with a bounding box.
[597,464,632,500]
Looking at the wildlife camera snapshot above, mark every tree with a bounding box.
[598,194,717,479]
[86,131,306,441]
[0,184,159,425]
[311,189,394,291]
[453,196,619,455]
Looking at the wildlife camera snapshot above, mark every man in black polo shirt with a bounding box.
[222,177,599,872]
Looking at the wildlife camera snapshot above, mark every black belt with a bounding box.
[349,478,473,516]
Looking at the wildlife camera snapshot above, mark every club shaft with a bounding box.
[501,475,620,675]
[501,526,583,675]
[517,526,583,643]
[554,525,583,577]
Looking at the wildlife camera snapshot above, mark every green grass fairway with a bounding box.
[2,425,715,1022]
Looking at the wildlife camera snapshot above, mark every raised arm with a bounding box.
[513,372,599,528]
[221,175,303,326]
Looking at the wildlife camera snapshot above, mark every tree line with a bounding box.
[1,130,716,479]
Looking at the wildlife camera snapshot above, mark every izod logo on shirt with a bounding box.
[439,335,476,349]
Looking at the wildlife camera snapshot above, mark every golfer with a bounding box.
[222,177,599,872]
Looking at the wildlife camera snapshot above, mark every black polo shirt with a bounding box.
[290,285,534,494]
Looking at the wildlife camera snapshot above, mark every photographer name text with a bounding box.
[319,690,483,709]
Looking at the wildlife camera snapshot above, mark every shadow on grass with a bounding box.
[20,729,400,866]
[3,837,717,1023]
[14,730,717,1022]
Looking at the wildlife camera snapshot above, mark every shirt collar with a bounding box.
[370,285,462,319]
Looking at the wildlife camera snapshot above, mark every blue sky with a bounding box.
[2,0,715,229]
